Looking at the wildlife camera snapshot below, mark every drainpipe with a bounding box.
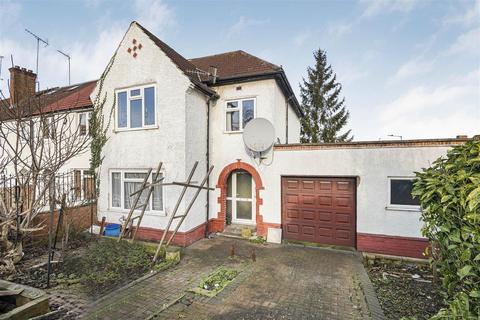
[285,95,295,144]
[205,97,211,237]
[285,99,289,144]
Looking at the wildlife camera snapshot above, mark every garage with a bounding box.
[281,177,356,247]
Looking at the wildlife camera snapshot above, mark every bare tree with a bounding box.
[0,81,91,272]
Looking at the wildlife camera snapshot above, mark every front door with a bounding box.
[226,170,255,225]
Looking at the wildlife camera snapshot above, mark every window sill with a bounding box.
[385,205,421,212]
[109,207,167,216]
[114,125,159,133]
[223,130,244,134]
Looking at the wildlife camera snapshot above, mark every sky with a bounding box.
[0,0,478,140]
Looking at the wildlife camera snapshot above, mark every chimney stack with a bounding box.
[9,66,37,106]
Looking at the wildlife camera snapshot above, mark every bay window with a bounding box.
[116,85,156,130]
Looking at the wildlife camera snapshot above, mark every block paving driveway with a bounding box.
[85,236,382,319]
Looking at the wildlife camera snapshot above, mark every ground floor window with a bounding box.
[73,169,95,200]
[111,169,164,213]
[388,177,420,209]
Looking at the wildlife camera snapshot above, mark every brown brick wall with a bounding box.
[31,204,96,239]
[9,66,37,105]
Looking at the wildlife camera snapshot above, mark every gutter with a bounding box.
[202,70,303,118]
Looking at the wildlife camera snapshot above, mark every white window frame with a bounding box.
[115,84,157,131]
[78,111,92,136]
[387,177,421,212]
[224,97,256,133]
[110,169,165,215]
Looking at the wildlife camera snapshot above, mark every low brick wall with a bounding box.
[133,223,206,247]
[31,203,97,239]
[357,233,430,259]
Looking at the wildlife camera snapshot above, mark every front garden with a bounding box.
[0,231,176,318]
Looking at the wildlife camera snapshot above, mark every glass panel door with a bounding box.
[226,170,255,224]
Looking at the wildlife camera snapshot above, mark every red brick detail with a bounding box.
[357,233,430,259]
[208,218,224,233]
[216,160,271,236]
[31,204,97,239]
[133,223,206,247]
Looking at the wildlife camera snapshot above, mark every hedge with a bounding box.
[412,138,480,318]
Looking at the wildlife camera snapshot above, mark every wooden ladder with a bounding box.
[118,162,164,242]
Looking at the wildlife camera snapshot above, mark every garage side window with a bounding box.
[388,178,420,209]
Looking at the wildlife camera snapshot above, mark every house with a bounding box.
[0,66,96,200]
[2,21,471,259]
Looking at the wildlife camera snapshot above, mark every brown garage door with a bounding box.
[282,177,356,247]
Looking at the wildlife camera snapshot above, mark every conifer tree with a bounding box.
[300,49,353,143]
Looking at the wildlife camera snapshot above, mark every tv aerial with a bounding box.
[243,118,275,161]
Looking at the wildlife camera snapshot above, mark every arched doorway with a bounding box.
[226,170,255,225]
[211,160,266,235]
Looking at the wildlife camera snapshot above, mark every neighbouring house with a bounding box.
[0,66,96,202]
[2,21,473,258]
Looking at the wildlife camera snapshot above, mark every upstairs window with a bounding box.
[78,112,92,136]
[42,117,55,139]
[225,98,255,132]
[388,177,420,209]
[116,85,156,130]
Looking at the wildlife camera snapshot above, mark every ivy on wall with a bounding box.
[413,138,480,318]
[89,52,117,195]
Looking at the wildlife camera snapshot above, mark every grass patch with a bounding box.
[249,236,266,244]
[190,266,239,297]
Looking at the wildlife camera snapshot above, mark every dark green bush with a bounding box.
[413,139,480,318]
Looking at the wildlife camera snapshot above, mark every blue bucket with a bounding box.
[104,223,121,237]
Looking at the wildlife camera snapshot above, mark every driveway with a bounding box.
[86,236,382,319]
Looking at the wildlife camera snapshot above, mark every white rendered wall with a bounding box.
[260,146,452,238]
[92,23,204,232]
[183,88,208,231]
[1,110,91,175]
[207,79,301,226]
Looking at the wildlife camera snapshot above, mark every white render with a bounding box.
[92,23,210,232]
[260,145,452,238]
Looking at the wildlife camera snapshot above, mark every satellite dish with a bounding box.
[243,118,275,153]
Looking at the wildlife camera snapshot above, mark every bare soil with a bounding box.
[1,233,161,318]
[366,258,446,319]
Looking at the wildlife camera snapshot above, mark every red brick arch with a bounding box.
[209,160,271,236]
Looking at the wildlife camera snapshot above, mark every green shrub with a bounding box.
[412,138,480,318]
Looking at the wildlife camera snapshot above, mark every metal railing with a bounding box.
[0,170,96,213]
